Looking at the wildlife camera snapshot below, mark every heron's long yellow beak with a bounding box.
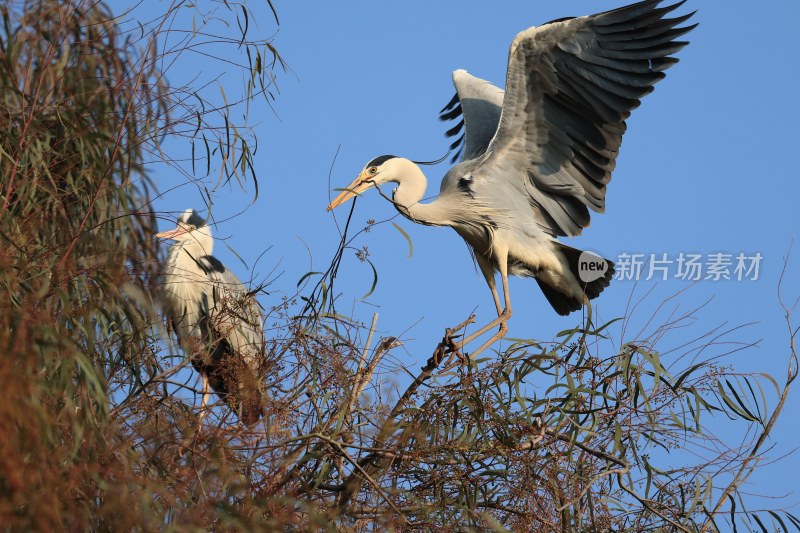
[155,224,190,240]
[326,173,375,211]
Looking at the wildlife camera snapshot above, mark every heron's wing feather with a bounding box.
[473,0,695,237]
[194,256,266,424]
[199,256,265,373]
[440,70,505,164]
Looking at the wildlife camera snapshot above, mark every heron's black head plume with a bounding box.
[413,150,452,166]
[366,155,397,168]
[180,208,207,228]
[366,152,451,169]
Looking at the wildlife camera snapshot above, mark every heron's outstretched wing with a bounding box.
[439,70,504,164]
[472,0,695,237]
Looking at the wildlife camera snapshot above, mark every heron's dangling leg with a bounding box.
[488,280,504,317]
[459,252,512,354]
[468,263,513,359]
[198,373,211,425]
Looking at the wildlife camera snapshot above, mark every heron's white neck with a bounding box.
[167,228,214,268]
[388,158,454,227]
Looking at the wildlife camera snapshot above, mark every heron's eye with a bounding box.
[369,166,377,174]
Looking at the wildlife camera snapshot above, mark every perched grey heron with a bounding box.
[328,0,695,354]
[157,209,266,425]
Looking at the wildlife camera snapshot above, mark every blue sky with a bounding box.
[117,0,799,511]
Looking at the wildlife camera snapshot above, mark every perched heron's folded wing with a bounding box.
[471,0,696,237]
[440,70,504,164]
[200,259,266,375]
[203,262,267,423]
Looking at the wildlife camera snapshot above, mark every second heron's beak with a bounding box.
[326,173,375,211]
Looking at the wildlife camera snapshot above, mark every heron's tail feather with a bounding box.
[235,374,266,426]
[536,279,582,316]
[536,244,615,316]
[222,358,266,426]
[239,391,265,426]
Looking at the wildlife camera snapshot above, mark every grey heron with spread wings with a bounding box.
[157,209,266,425]
[327,0,695,355]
